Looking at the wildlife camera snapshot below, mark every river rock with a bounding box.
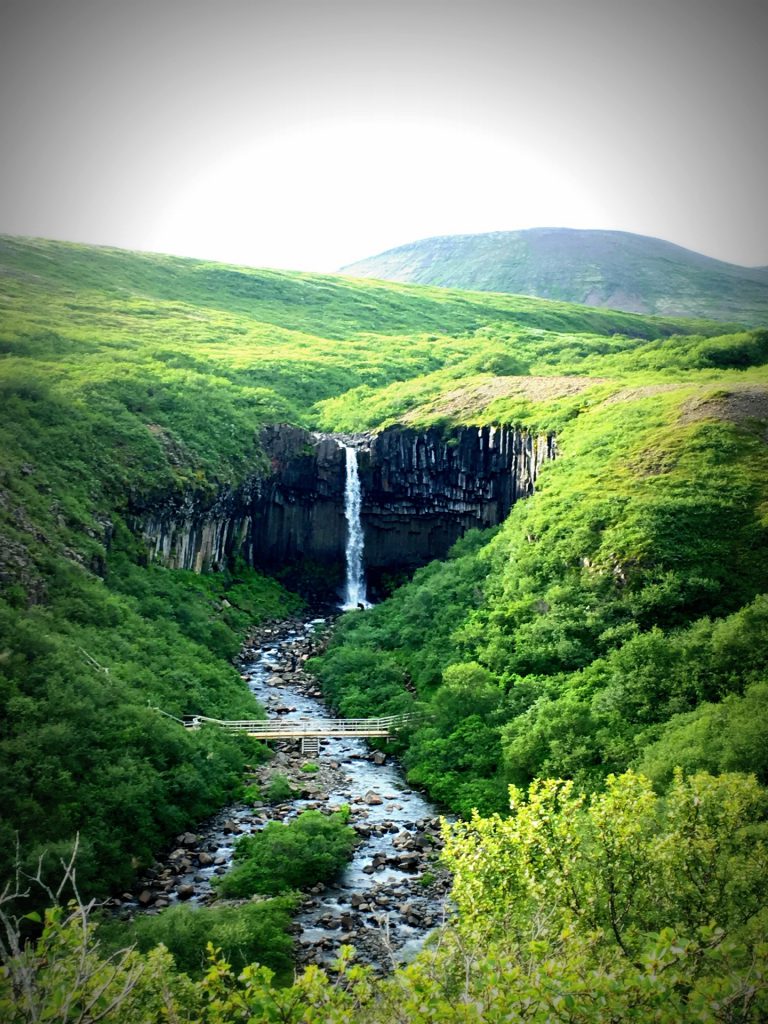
[396,852,421,869]
[138,890,153,906]
[130,614,448,977]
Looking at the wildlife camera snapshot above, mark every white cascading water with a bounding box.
[340,444,369,610]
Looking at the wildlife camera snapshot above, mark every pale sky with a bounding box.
[1,0,766,271]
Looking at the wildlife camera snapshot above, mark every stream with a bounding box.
[124,615,451,972]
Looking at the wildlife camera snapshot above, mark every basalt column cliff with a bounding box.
[250,424,556,570]
[134,424,555,576]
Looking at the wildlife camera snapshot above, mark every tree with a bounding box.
[437,770,768,1020]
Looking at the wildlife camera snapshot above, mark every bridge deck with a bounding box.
[183,713,414,740]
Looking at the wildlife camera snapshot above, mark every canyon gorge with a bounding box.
[132,424,556,588]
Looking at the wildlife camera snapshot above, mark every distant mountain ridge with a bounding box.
[341,228,768,324]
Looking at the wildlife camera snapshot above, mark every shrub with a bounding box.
[264,774,297,804]
[242,782,262,803]
[96,897,297,982]
[215,809,358,897]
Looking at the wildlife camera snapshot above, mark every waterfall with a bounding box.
[340,444,369,610]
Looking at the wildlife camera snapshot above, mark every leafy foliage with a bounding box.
[215,809,358,898]
[637,680,768,788]
[435,770,768,1021]
[0,554,298,900]
[263,773,299,804]
[96,897,298,982]
[3,771,766,1022]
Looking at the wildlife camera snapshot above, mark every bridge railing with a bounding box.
[182,713,418,736]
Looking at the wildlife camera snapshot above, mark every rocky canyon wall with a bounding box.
[359,424,555,568]
[130,481,258,572]
[132,424,556,575]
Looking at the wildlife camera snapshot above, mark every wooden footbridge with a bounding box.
[180,713,417,756]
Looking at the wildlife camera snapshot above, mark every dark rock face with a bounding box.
[132,423,555,575]
[360,425,555,567]
[131,479,259,572]
[249,425,348,566]
[250,424,555,571]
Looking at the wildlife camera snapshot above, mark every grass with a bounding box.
[341,227,768,324]
[1,233,767,901]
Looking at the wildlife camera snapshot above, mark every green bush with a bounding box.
[96,897,298,982]
[215,809,358,897]
[263,774,298,804]
[636,680,768,788]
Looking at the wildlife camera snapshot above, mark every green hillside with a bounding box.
[0,235,725,595]
[341,227,768,324]
[316,369,768,812]
[1,235,768,1020]
[2,234,731,891]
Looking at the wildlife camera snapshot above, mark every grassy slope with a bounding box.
[0,235,722,592]
[315,338,768,814]
[0,234,766,898]
[341,227,768,323]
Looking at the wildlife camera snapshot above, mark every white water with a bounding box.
[340,444,370,610]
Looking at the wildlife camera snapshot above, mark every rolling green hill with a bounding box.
[341,227,768,324]
[1,235,768,1019]
[0,234,736,602]
[2,234,731,892]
